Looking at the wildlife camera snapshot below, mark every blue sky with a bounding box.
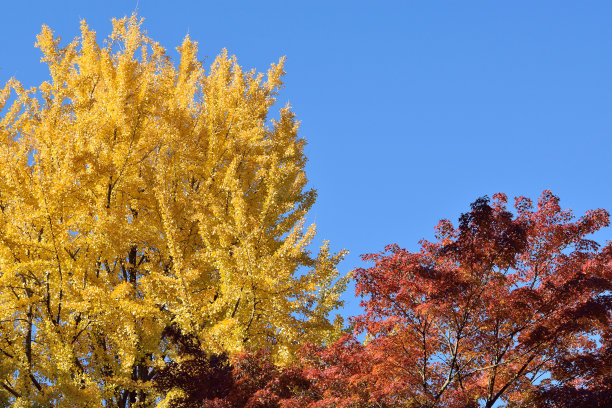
[2,1,611,317]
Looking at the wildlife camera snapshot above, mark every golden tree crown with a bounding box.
[0,14,347,405]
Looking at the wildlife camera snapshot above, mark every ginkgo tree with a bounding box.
[0,15,348,407]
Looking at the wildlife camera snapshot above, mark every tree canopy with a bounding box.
[0,13,610,408]
[339,191,612,407]
[0,15,347,407]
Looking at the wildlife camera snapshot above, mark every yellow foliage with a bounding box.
[0,15,347,406]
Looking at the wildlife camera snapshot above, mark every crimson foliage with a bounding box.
[344,191,611,407]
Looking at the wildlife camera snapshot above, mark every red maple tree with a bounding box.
[340,191,612,407]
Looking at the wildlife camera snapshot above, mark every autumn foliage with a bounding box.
[340,192,612,407]
[0,13,610,408]
[0,15,346,407]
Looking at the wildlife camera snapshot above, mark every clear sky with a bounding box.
[2,1,611,317]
